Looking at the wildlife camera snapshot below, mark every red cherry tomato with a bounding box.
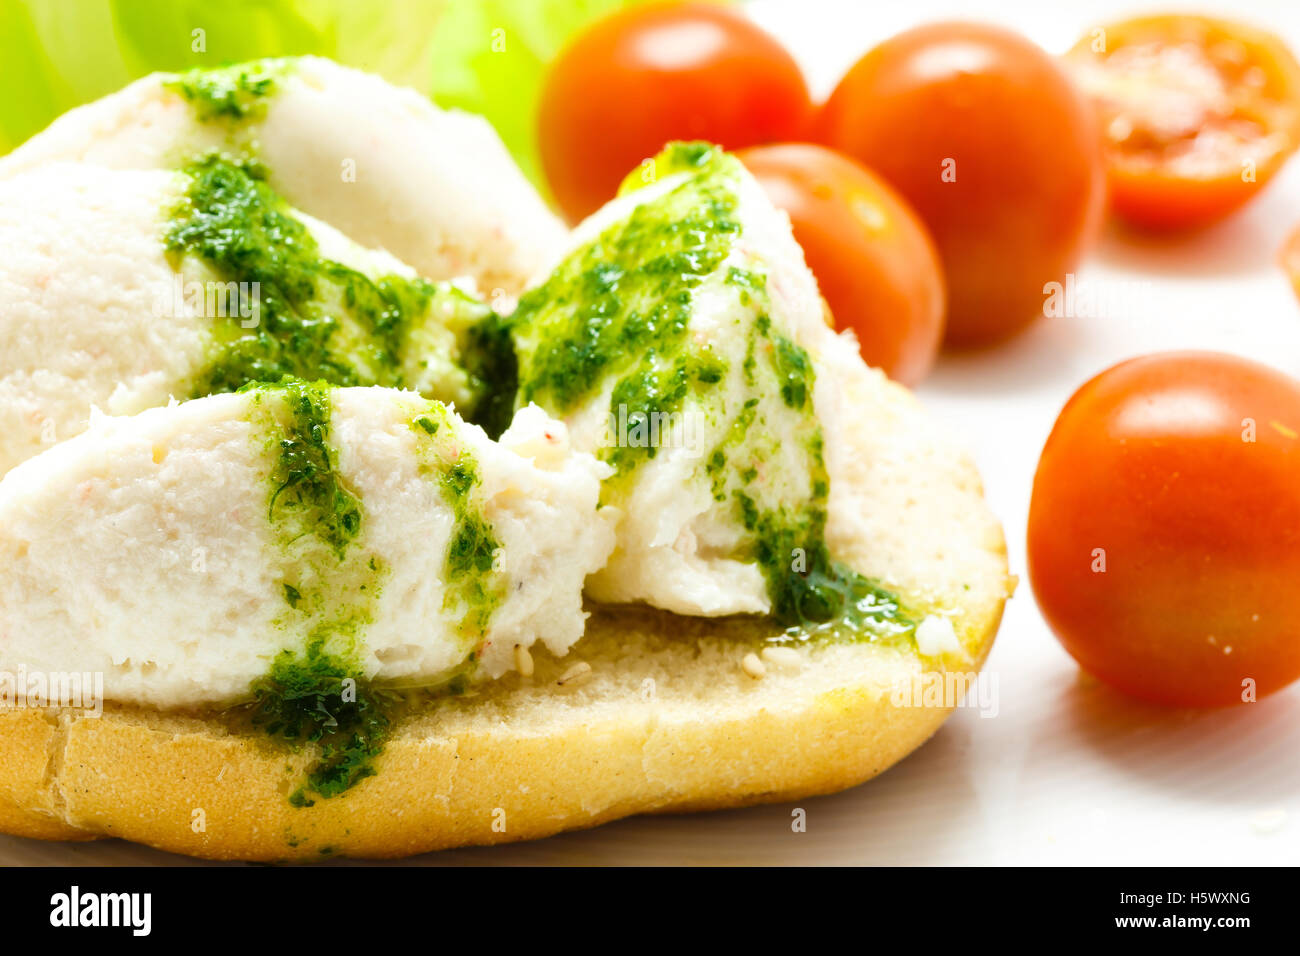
[738,144,944,386]
[1028,352,1300,707]
[817,21,1105,348]
[538,2,812,223]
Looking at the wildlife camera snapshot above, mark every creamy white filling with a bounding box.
[0,389,614,708]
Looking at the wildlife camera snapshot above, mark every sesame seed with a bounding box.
[514,644,534,677]
[557,661,592,686]
[761,646,801,668]
[742,653,766,680]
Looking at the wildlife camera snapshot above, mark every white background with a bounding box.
[3,0,1299,865]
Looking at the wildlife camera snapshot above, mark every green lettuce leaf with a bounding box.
[0,0,644,189]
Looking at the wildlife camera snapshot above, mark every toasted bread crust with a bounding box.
[0,371,1011,860]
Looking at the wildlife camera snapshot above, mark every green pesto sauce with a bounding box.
[771,335,813,409]
[604,349,725,482]
[247,634,392,807]
[242,380,393,804]
[462,311,519,440]
[736,482,916,641]
[705,398,760,502]
[262,379,361,560]
[410,407,505,642]
[713,258,912,640]
[165,154,484,407]
[165,59,286,122]
[508,142,737,481]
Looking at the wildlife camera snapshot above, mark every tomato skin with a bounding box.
[738,144,944,386]
[1028,352,1300,707]
[816,22,1105,348]
[538,2,812,223]
[1103,166,1266,232]
[1065,15,1300,231]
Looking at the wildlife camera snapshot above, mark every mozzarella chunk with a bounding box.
[0,386,615,708]
[0,161,491,476]
[510,144,863,617]
[0,57,566,297]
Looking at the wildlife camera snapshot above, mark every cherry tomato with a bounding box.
[816,22,1105,348]
[738,144,944,386]
[1065,15,1300,231]
[1028,352,1300,707]
[538,2,812,223]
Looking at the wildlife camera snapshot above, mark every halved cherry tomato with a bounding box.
[1065,15,1300,230]
[816,22,1105,348]
[1028,352,1300,707]
[738,144,944,386]
[538,2,812,223]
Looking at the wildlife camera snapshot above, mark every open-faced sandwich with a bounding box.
[0,59,1011,860]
